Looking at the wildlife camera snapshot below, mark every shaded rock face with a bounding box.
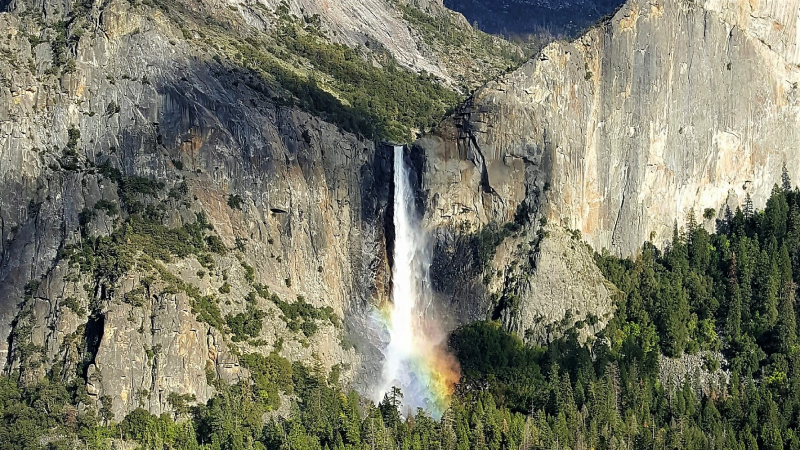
[417,127,616,343]
[444,0,625,38]
[428,0,800,259]
[0,0,397,418]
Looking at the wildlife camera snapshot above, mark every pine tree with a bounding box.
[783,162,792,192]
[470,415,486,450]
[441,409,457,450]
[787,203,800,251]
[719,205,733,234]
[687,209,698,235]
[379,387,403,429]
[736,239,755,321]
[733,206,747,236]
[765,258,780,329]
[661,272,691,356]
[744,194,754,219]
[777,246,797,352]
[761,398,783,450]
[520,416,539,450]
[727,284,743,343]
[343,391,362,445]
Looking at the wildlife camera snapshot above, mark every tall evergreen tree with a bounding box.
[766,184,790,240]
[777,246,797,352]
[744,194,754,219]
[783,162,793,192]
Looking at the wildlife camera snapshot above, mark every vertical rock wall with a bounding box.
[427,0,800,258]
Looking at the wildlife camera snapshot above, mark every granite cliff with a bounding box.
[418,0,800,341]
[0,0,523,419]
[3,0,800,422]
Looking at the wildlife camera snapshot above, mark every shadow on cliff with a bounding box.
[0,44,400,363]
[444,0,627,42]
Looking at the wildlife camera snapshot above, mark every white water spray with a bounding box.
[377,146,429,409]
[373,145,459,417]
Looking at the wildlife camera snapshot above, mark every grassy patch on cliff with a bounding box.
[394,2,526,84]
[223,20,460,142]
[139,0,485,142]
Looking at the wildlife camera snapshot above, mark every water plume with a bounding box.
[372,145,460,419]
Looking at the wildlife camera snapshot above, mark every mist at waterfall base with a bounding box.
[369,146,460,419]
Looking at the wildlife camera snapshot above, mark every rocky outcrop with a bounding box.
[248,0,519,90]
[659,351,729,396]
[258,0,452,79]
[417,125,617,342]
[499,225,617,344]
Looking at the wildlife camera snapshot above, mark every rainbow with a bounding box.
[370,306,460,418]
[371,146,461,419]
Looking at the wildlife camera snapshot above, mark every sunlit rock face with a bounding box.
[426,0,800,258]
[415,0,800,343]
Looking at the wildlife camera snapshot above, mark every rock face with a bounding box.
[249,0,519,90]
[416,0,800,340]
[0,0,403,418]
[6,0,797,420]
[0,0,524,418]
[258,0,451,78]
[417,125,617,344]
[428,0,800,258]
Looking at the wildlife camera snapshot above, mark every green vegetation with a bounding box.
[475,221,520,270]
[273,295,339,337]
[449,321,544,411]
[65,126,80,155]
[241,262,255,284]
[226,22,459,142]
[147,0,467,143]
[61,296,86,316]
[63,165,231,330]
[93,199,119,216]
[49,21,70,72]
[67,212,220,287]
[205,235,227,255]
[123,286,147,308]
[226,307,266,342]
[105,101,121,116]
[0,375,108,449]
[394,2,525,85]
[238,351,294,410]
[227,194,244,210]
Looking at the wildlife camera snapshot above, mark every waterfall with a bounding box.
[374,145,459,418]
